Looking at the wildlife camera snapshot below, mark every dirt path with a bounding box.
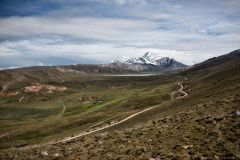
[0,129,22,139]
[53,77,189,143]
[54,102,167,143]
[171,77,188,101]
[58,98,66,118]
[43,77,189,145]
[7,76,189,147]
[178,81,188,98]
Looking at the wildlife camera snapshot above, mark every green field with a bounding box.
[0,72,178,149]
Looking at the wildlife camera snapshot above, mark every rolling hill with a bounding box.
[0,49,239,159]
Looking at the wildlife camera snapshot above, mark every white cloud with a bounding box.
[38,63,44,66]
[91,0,147,5]
[0,17,160,42]
[0,0,240,68]
[1,37,237,66]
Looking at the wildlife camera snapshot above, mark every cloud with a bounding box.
[0,17,160,42]
[93,0,147,5]
[0,0,240,68]
[38,63,44,66]
[1,36,237,68]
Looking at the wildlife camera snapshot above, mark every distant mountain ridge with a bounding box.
[111,52,187,71]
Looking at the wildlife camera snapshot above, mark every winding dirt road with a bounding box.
[0,76,190,149]
[50,77,188,144]
[171,77,188,101]
[178,81,188,98]
[54,102,167,144]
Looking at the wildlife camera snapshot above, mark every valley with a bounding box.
[0,69,176,150]
[0,49,239,159]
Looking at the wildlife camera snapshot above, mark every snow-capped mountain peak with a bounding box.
[142,52,155,58]
[111,52,187,70]
[140,52,158,65]
[124,52,173,66]
[110,52,187,71]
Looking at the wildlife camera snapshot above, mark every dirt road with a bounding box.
[51,77,189,144]
[171,77,188,101]
[178,81,188,98]
[55,102,167,143]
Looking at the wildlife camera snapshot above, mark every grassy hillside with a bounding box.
[0,68,177,151]
[0,50,240,159]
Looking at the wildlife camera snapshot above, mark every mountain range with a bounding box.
[111,52,187,71]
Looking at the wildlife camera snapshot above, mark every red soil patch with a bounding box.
[0,91,20,96]
[88,96,94,101]
[0,82,67,96]
[24,83,67,93]
[56,87,67,92]
[6,92,19,96]
[44,85,56,91]
[24,85,42,92]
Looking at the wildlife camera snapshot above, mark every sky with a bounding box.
[0,0,240,69]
